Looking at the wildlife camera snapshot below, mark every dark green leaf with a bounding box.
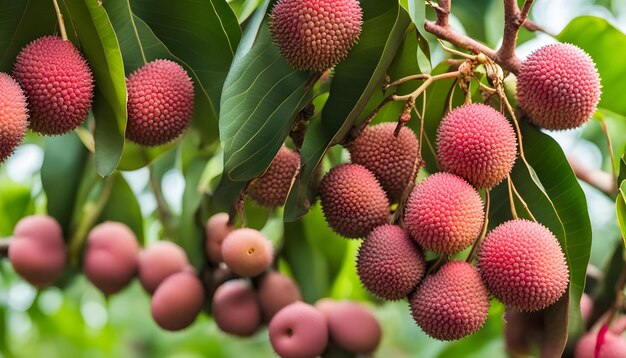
[617,182,626,246]
[0,177,33,236]
[228,0,264,23]
[98,173,145,243]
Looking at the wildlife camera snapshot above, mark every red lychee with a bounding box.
[575,330,626,358]
[257,271,302,321]
[212,280,262,337]
[138,241,189,294]
[269,302,329,358]
[205,212,235,263]
[151,272,204,331]
[324,301,382,355]
[249,145,300,208]
[221,228,273,277]
[0,72,28,163]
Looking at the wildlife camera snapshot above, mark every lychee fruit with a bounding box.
[205,212,235,263]
[404,172,484,254]
[221,228,273,277]
[581,293,593,323]
[323,301,382,355]
[409,261,490,341]
[357,224,425,300]
[257,271,302,321]
[319,164,389,238]
[0,72,28,163]
[212,280,262,337]
[269,302,329,358]
[83,222,140,295]
[269,0,363,72]
[138,241,189,294]
[437,103,517,188]
[8,215,66,287]
[249,145,300,208]
[12,36,93,135]
[151,271,204,331]
[516,43,601,130]
[575,330,626,358]
[348,122,420,201]
[478,219,569,311]
[125,59,194,146]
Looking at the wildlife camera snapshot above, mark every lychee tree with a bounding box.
[0,0,625,357]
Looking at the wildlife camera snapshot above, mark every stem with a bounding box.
[149,165,178,240]
[507,175,519,219]
[495,0,536,72]
[426,255,448,276]
[509,176,538,222]
[569,156,616,196]
[346,93,396,144]
[501,90,527,162]
[392,71,460,101]
[466,190,490,263]
[52,0,68,41]
[600,117,618,185]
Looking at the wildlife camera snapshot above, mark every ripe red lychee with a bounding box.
[125,59,194,146]
[348,122,420,201]
[205,212,235,263]
[324,301,382,355]
[269,302,328,358]
[269,0,363,72]
[12,36,93,135]
[404,172,484,254]
[83,222,140,295]
[257,271,302,321]
[517,43,601,130]
[249,146,300,208]
[357,224,425,300]
[151,272,204,331]
[221,228,273,277]
[8,215,66,287]
[575,330,626,358]
[138,241,189,294]
[409,261,490,341]
[478,219,569,311]
[319,164,389,238]
[212,280,262,337]
[0,72,28,163]
[437,103,517,188]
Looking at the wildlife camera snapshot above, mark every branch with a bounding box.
[494,0,535,73]
[568,156,616,196]
[424,21,497,60]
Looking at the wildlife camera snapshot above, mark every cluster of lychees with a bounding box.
[0,36,195,164]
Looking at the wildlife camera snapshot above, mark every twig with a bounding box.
[392,71,460,101]
[494,0,535,72]
[507,176,519,219]
[52,0,68,41]
[509,175,538,222]
[466,190,490,263]
[568,156,616,196]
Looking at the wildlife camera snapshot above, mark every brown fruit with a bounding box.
[151,272,204,331]
[212,280,262,337]
[221,228,273,277]
[138,241,189,294]
[257,271,302,321]
[205,212,235,263]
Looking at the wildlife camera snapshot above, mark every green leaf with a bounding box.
[227,0,264,23]
[0,177,33,236]
[63,0,127,176]
[619,154,626,185]
[284,2,411,221]
[617,182,626,246]
[558,16,626,117]
[98,173,145,244]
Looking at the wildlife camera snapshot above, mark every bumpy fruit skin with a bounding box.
[83,222,140,295]
[517,43,601,130]
[257,271,302,321]
[12,36,93,135]
[249,146,300,208]
[126,59,194,146]
[575,331,626,358]
[0,73,28,163]
[269,0,362,72]
[404,173,484,254]
[138,241,189,294]
[221,228,273,277]
[8,215,66,287]
[478,219,569,311]
[409,261,490,341]
[325,301,381,355]
[437,103,517,188]
[357,225,425,300]
[319,164,389,238]
[151,272,204,331]
[348,123,420,201]
[212,280,262,336]
[205,212,235,263]
[269,302,328,358]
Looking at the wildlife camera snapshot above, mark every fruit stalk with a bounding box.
[52,0,68,41]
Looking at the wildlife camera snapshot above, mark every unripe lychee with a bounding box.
[404,173,484,254]
[517,43,601,130]
[151,272,204,331]
[221,228,273,277]
[437,103,517,188]
[83,222,140,295]
[249,146,300,208]
[348,123,420,201]
[138,241,189,294]
[212,280,261,336]
[269,302,328,358]
[325,301,382,355]
[478,219,569,311]
[319,164,389,238]
[8,215,66,287]
[269,0,363,72]
[575,330,626,358]
[12,36,93,135]
[357,225,425,300]
[0,73,28,163]
[409,261,490,341]
[205,212,235,263]
[126,59,194,146]
[257,271,302,321]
